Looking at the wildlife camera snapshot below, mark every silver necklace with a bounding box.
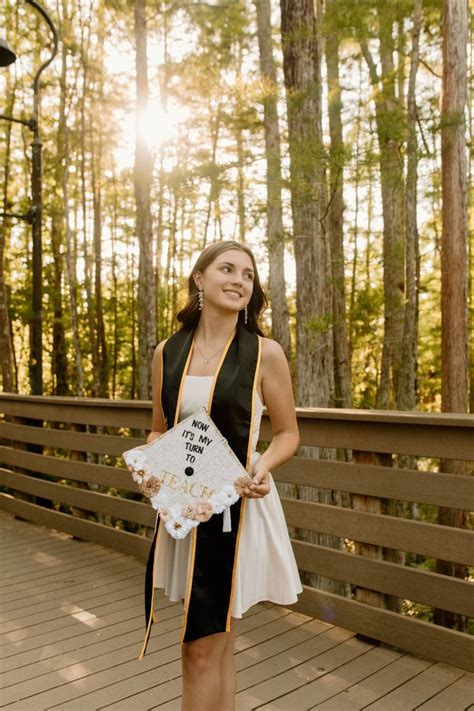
[193,329,235,365]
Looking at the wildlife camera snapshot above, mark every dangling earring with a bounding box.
[198,289,203,311]
[244,304,248,325]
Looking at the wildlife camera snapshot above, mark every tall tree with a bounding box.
[134,0,156,399]
[397,0,422,411]
[325,0,352,407]
[49,10,70,396]
[359,5,406,409]
[91,3,109,398]
[0,65,17,393]
[434,0,469,630]
[280,0,333,409]
[281,0,346,597]
[254,0,291,361]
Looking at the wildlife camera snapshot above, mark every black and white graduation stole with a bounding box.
[139,320,261,658]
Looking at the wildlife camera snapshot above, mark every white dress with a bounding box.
[153,375,303,617]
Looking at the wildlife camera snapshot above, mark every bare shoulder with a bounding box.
[258,336,297,436]
[260,336,287,370]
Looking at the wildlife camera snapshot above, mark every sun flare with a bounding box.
[116,101,189,170]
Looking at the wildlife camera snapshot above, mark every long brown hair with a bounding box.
[176,240,268,336]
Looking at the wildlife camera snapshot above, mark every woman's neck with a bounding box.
[193,310,238,347]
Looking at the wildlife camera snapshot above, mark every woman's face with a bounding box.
[194,249,255,314]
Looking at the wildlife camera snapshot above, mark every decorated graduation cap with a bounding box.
[122,406,253,539]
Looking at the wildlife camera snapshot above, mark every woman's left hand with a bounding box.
[244,460,271,498]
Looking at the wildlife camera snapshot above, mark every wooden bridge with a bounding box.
[1,394,473,709]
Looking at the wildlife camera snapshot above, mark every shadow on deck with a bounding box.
[1,512,472,711]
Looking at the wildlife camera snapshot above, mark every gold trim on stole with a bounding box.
[139,337,193,660]
[225,334,262,631]
[180,325,237,643]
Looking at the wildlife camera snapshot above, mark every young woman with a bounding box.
[145,240,302,711]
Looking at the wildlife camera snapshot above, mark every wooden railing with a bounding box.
[0,393,473,672]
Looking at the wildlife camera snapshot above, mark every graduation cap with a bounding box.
[122,406,253,539]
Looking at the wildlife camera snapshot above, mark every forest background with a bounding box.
[0,0,473,634]
[0,0,472,415]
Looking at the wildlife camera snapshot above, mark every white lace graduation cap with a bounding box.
[122,406,253,539]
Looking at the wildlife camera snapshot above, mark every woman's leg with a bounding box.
[181,628,230,711]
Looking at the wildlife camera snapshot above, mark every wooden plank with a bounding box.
[311,654,435,710]
[0,420,144,456]
[415,674,474,710]
[1,564,143,612]
[361,662,467,711]
[1,591,145,646]
[0,563,142,627]
[1,512,469,710]
[253,645,403,710]
[2,394,474,459]
[1,572,143,628]
[282,497,474,566]
[0,449,137,493]
[0,543,121,589]
[292,540,474,617]
[0,622,182,707]
[96,630,354,711]
[234,632,370,711]
[291,585,474,672]
[0,553,131,603]
[0,536,95,570]
[0,469,155,526]
[0,537,78,566]
[234,611,322,656]
[2,608,284,688]
[0,495,149,560]
[1,628,181,705]
[294,417,474,459]
[0,395,150,429]
[274,457,474,510]
[13,607,289,710]
[0,599,174,673]
[0,554,142,607]
[112,617,331,711]
[0,599,145,658]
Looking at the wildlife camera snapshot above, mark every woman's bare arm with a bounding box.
[147,338,168,444]
[245,337,299,497]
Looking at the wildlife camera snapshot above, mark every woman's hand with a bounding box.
[243,459,271,499]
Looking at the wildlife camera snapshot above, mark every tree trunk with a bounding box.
[254,0,291,361]
[434,0,469,632]
[134,0,157,400]
[90,9,109,399]
[80,20,99,396]
[281,0,344,596]
[0,72,16,393]
[58,7,84,396]
[397,0,422,411]
[360,6,405,409]
[50,37,70,396]
[325,4,352,408]
[280,0,333,409]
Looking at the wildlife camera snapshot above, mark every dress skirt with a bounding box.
[154,451,303,618]
[153,375,303,618]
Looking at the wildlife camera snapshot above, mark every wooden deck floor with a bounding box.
[0,511,472,711]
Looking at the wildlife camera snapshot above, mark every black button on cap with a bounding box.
[185,467,194,477]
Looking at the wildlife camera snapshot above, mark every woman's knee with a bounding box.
[182,634,227,672]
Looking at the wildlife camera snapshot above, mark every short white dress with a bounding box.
[153,375,303,617]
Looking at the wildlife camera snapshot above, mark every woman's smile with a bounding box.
[223,289,242,300]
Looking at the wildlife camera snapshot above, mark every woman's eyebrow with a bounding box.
[221,261,254,273]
